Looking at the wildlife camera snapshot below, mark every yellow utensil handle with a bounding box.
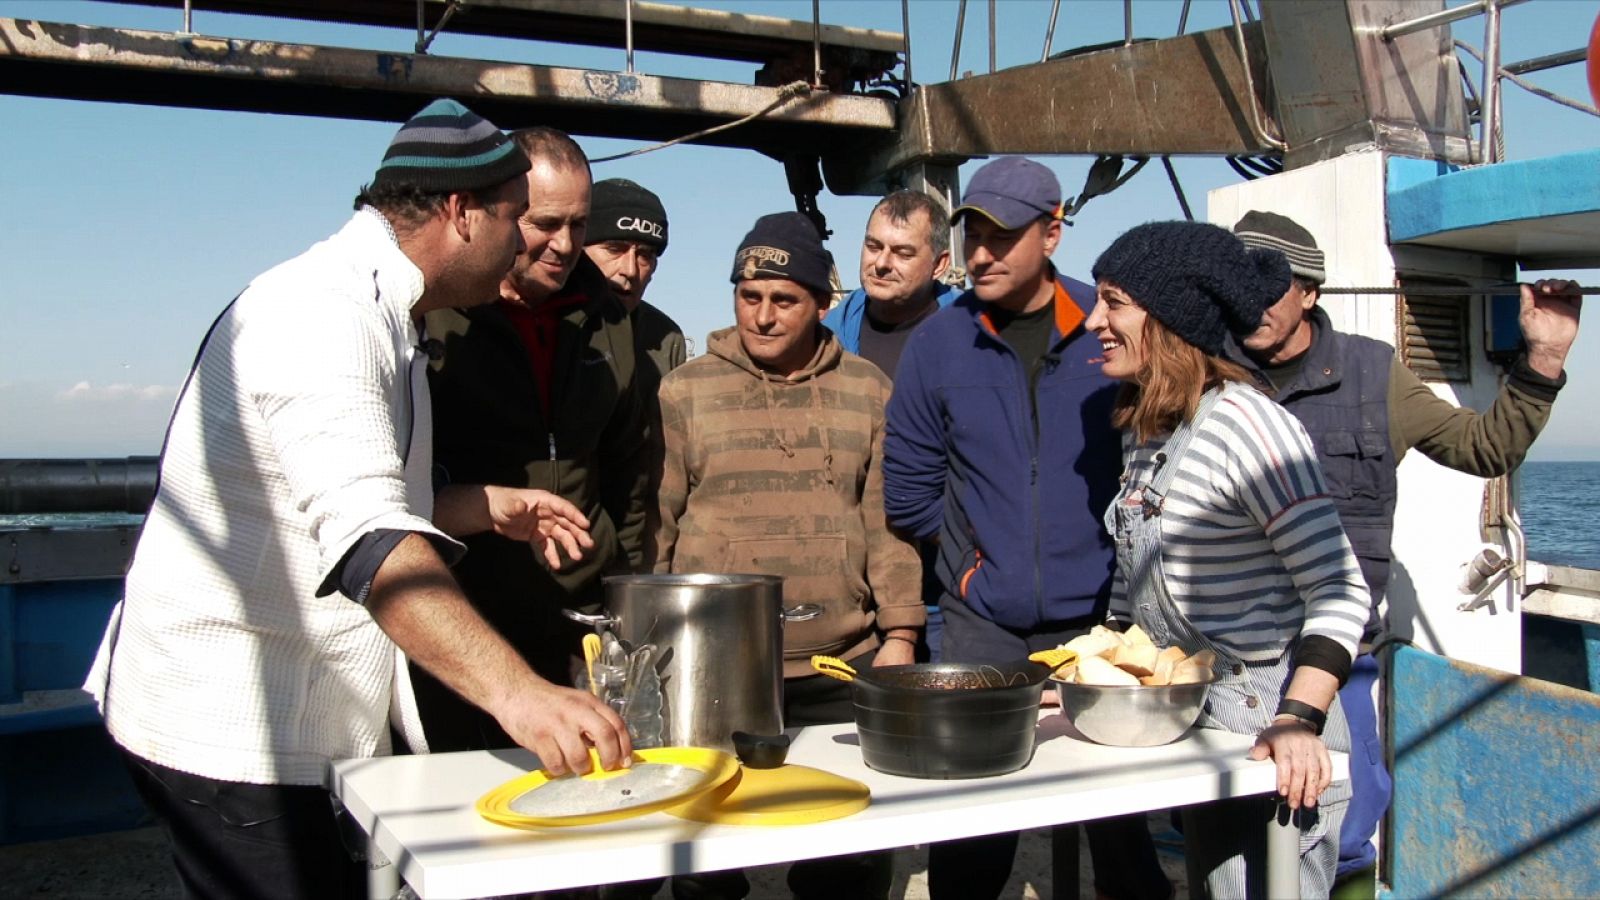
[583,634,603,697]
[810,655,857,682]
[1027,647,1079,672]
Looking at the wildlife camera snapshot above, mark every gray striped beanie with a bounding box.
[371,98,530,194]
[1232,210,1326,284]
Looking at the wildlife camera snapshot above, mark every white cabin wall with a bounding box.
[1208,152,1521,673]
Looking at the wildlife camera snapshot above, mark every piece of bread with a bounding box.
[1064,632,1122,660]
[1171,649,1218,685]
[1076,655,1141,686]
[1111,642,1160,678]
[1151,647,1187,685]
[1122,624,1155,649]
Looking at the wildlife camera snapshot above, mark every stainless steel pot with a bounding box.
[564,574,820,753]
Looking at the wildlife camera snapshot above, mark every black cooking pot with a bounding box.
[847,661,1045,779]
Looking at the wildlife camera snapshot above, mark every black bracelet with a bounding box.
[1275,699,1327,736]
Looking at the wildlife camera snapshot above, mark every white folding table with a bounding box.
[331,713,1347,899]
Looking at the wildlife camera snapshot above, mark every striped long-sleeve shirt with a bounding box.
[1108,383,1371,661]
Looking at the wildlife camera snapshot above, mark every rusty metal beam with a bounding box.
[103,0,903,67]
[0,18,894,156]
[824,26,1276,195]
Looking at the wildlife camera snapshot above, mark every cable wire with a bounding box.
[590,81,814,164]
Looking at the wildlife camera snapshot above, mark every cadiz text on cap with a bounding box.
[617,216,664,238]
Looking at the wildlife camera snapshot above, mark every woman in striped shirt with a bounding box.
[1084,221,1372,899]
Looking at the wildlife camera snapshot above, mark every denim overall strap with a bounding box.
[1106,386,1234,667]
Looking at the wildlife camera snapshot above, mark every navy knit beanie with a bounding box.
[1091,221,1289,356]
[730,212,833,298]
[370,98,530,194]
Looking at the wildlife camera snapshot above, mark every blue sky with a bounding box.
[2,0,1597,459]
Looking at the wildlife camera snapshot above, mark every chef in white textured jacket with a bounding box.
[87,99,630,899]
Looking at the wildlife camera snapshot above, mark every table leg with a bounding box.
[1050,824,1080,900]
[368,834,400,900]
[1264,802,1298,899]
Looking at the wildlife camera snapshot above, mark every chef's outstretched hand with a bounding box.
[1521,278,1582,380]
[495,676,631,777]
[1250,718,1332,811]
[485,487,594,569]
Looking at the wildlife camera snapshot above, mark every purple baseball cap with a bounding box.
[952,157,1064,230]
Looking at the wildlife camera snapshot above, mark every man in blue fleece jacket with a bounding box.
[883,157,1169,900]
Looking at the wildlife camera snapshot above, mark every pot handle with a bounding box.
[782,603,824,622]
[560,608,618,629]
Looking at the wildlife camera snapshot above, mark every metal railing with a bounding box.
[1382,0,1597,165]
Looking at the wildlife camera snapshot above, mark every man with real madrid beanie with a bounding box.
[653,212,922,900]
[584,178,687,386]
[86,100,630,898]
[882,157,1169,900]
[1226,210,1582,888]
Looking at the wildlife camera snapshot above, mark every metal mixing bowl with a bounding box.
[1051,675,1213,747]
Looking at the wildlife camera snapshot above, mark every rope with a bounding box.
[590,81,814,164]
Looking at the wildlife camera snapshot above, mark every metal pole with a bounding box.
[1265,803,1300,899]
[1177,0,1192,36]
[812,0,823,87]
[624,0,635,73]
[1483,0,1503,163]
[950,0,967,82]
[987,0,996,74]
[901,0,914,91]
[1228,0,1286,150]
[1041,0,1061,61]
[415,0,423,54]
[1124,0,1134,46]
[1381,0,1527,42]
[1383,0,1488,41]
[1502,47,1586,77]
[1162,157,1194,221]
[183,0,193,34]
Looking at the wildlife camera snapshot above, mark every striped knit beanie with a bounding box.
[1091,220,1289,357]
[370,98,530,194]
[1232,210,1326,284]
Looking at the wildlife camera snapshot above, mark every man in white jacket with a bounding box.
[88,99,630,899]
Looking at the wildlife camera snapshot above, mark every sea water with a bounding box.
[1518,461,1600,570]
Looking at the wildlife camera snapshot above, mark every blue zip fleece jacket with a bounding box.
[882,273,1122,629]
[822,283,962,355]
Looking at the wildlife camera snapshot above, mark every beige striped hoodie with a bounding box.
[654,325,924,676]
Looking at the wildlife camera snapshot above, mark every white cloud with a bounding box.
[59,381,179,402]
[0,381,178,457]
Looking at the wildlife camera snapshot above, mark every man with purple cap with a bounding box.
[883,157,1169,900]
[86,99,630,899]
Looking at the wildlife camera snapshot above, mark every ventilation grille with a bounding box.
[1398,278,1471,383]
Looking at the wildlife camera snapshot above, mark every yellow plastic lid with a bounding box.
[668,764,870,826]
[476,746,739,829]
